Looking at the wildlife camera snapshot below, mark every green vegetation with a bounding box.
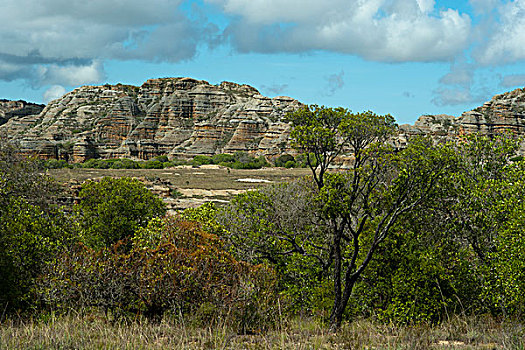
[191,151,269,169]
[4,105,525,347]
[41,152,275,170]
[75,177,167,247]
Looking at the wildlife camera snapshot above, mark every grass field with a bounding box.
[1,314,523,349]
[47,166,311,209]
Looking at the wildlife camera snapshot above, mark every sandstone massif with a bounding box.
[1,78,525,161]
[0,77,301,162]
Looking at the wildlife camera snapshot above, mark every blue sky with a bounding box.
[1,0,524,124]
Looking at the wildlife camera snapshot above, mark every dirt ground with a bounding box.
[48,165,311,210]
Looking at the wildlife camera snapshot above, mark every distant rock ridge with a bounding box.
[0,77,301,161]
[398,88,525,152]
[1,79,524,161]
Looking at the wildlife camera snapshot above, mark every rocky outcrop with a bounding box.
[0,99,44,127]
[0,78,301,161]
[398,88,525,151]
[2,80,525,160]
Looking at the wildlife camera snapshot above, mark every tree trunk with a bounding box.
[328,276,357,332]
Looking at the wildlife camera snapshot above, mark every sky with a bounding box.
[1,0,525,124]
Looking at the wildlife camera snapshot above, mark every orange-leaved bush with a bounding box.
[38,216,277,332]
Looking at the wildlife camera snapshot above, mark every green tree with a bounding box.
[218,179,331,314]
[76,177,166,247]
[319,137,454,330]
[446,134,519,264]
[0,198,72,310]
[286,106,396,189]
[224,106,453,330]
[0,137,72,311]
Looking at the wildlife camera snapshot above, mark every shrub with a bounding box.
[111,158,140,169]
[192,155,213,166]
[44,159,71,169]
[82,159,109,169]
[211,153,235,165]
[274,154,295,167]
[285,160,296,168]
[75,177,166,248]
[154,155,169,163]
[141,160,164,169]
[0,198,73,311]
[39,217,278,332]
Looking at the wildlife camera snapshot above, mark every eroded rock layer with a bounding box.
[1,80,525,160]
[0,100,45,127]
[0,78,301,161]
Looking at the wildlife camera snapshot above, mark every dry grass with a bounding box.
[47,167,311,191]
[47,167,312,209]
[1,314,524,349]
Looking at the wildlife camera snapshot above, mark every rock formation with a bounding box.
[0,99,44,127]
[398,88,525,151]
[1,79,525,161]
[0,78,301,161]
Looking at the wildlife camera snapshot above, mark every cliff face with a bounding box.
[1,80,525,161]
[0,78,301,161]
[398,88,525,152]
[0,100,45,127]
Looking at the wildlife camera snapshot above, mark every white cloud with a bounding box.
[475,1,525,64]
[432,85,490,107]
[432,87,475,106]
[37,61,105,87]
[439,63,475,87]
[469,0,500,14]
[43,85,67,103]
[0,0,215,88]
[208,0,472,62]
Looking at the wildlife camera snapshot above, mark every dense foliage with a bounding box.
[38,217,278,332]
[75,177,167,248]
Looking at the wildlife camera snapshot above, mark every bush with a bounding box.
[212,153,235,164]
[154,155,169,163]
[39,217,278,332]
[349,228,480,324]
[82,159,109,169]
[141,160,164,169]
[0,198,73,311]
[274,154,295,167]
[191,155,213,166]
[43,159,71,169]
[228,153,269,169]
[75,177,166,248]
[285,160,296,168]
[112,158,140,169]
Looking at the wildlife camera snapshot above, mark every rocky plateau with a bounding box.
[1,78,525,160]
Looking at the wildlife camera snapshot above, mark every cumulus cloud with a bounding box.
[500,74,525,88]
[324,70,345,96]
[475,1,525,65]
[469,0,500,14]
[43,85,67,103]
[432,87,476,106]
[432,85,489,107]
[0,0,216,89]
[207,0,471,62]
[36,61,105,87]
